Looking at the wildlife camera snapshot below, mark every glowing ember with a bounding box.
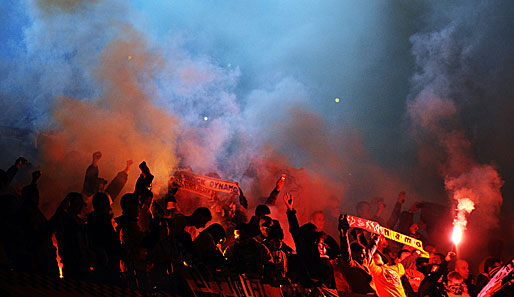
[52,234,64,279]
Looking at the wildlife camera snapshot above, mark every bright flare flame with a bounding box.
[452,225,463,245]
[451,197,475,246]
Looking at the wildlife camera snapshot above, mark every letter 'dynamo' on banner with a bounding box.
[346,215,429,258]
[172,171,240,198]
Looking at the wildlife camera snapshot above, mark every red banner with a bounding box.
[172,171,240,198]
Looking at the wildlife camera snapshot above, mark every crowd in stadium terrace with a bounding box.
[0,154,511,297]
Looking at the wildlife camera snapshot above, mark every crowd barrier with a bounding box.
[177,266,283,297]
[1,267,403,297]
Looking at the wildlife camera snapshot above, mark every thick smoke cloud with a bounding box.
[38,29,180,213]
[1,0,245,213]
[1,0,513,259]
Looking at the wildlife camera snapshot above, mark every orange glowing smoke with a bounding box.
[38,28,179,216]
[451,197,475,245]
[52,234,64,279]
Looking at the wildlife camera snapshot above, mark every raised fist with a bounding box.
[15,157,28,168]
[397,191,406,204]
[32,170,41,183]
[276,175,286,191]
[338,214,350,234]
[445,251,456,262]
[93,151,102,160]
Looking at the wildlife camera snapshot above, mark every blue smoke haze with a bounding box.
[1,0,514,233]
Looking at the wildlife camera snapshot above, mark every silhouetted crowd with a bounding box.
[0,154,512,297]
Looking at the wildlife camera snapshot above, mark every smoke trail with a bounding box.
[446,165,503,232]
[407,1,507,250]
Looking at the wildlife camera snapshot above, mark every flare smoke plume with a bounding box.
[407,1,511,253]
[1,0,513,254]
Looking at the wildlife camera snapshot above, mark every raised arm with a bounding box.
[370,197,386,223]
[418,251,455,297]
[365,233,380,264]
[401,250,421,269]
[338,214,352,264]
[83,151,107,196]
[386,191,405,228]
[105,160,133,201]
[265,175,285,205]
[283,193,300,239]
[5,157,27,185]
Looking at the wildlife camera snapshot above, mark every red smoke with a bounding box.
[408,87,504,256]
[38,27,178,215]
[240,108,413,242]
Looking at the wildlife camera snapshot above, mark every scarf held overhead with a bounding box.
[347,215,429,258]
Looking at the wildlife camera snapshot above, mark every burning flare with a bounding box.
[452,197,475,245]
[452,225,463,245]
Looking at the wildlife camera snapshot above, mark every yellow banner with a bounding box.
[381,226,429,258]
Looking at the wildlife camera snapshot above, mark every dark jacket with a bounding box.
[51,209,90,279]
[83,165,106,197]
[418,260,449,297]
[287,208,336,288]
[88,211,121,270]
[105,171,128,201]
